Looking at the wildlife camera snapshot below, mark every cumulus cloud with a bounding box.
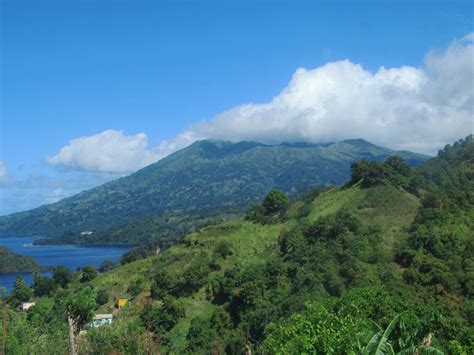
[48,33,474,173]
[0,161,11,185]
[177,32,473,153]
[46,130,163,173]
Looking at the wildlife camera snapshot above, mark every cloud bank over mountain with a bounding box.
[47,33,473,173]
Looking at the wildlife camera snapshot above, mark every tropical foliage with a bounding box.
[1,136,472,354]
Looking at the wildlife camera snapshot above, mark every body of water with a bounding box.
[0,236,130,294]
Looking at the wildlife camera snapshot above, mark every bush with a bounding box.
[214,241,233,259]
[128,278,145,297]
[246,189,289,224]
[263,189,289,214]
[186,316,213,352]
[181,255,211,294]
[151,269,178,299]
[81,264,98,283]
[140,296,184,334]
[96,289,109,305]
[33,274,57,297]
[349,156,412,188]
[53,266,73,288]
[99,260,116,273]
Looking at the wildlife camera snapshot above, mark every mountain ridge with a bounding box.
[0,139,429,238]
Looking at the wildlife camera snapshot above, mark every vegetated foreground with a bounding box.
[2,136,472,354]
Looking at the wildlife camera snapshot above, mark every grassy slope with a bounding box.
[86,184,420,352]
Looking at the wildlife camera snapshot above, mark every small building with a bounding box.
[20,302,36,311]
[116,298,128,308]
[89,314,113,328]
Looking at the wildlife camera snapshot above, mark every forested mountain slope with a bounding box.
[5,136,472,354]
[0,139,427,238]
[0,247,40,273]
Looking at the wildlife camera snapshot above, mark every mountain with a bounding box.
[0,139,428,239]
[5,136,472,354]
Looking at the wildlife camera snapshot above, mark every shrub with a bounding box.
[81,264,98,283]
[96,289,109,305]
[214,241,233,259]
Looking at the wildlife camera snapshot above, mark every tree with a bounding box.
[186,316,213,352]
[181,255,211,293]
[151,269,178,299]
[14,276,25,290]
[262,189,288,214]
[140,296,184,334]
[81,264,98,283]
[53,266,73,288]
[10,276,33,306]
[33,273,56,297]
[98,260,116,273]
[384,155,411,177]
[65,287,96,355]
[66,287,96,333]
[350,160,389,187]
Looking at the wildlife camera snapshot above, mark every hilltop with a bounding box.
[4,136,472,354]
[0,139,428,242]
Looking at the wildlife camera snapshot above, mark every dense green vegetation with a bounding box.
[0,247,40,273]
[0,139,427,242]
[34,207,239,247]
[1,137,471,355]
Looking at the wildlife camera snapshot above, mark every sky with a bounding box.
[1,0,473,215]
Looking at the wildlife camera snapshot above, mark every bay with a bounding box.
[0,236,129,294]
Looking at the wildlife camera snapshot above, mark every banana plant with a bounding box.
[361,313,400,355]
[361,313,444,355]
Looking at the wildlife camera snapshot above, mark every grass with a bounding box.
[306,185,366,221]
[83,184,423,351]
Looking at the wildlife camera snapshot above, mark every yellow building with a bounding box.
[116,298,128,308]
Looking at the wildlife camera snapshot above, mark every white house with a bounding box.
[89,314,113,328]
[20,302,36,311]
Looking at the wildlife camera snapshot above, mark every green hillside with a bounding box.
[3,136,472,354]
[0,247,41,273]
[0,139,428,241]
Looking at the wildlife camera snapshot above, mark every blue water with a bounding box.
[0,237,130,294]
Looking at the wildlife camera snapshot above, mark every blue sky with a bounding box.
[1,0,473,215]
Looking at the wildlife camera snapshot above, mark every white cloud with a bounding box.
[0,161,11,186]
[46,130,163,173]
[0,161,6,178]
[48,33,474,173]
[177,32,473,154]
